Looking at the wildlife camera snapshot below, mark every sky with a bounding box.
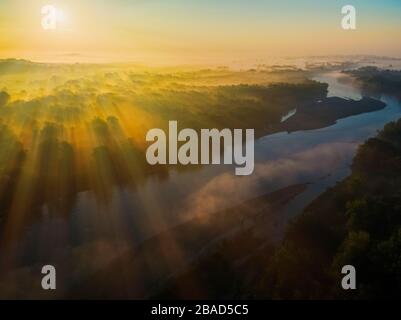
[0,0,401,64]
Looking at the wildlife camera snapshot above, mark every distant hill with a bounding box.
[0,59,47,74]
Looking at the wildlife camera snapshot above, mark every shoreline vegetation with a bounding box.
[345,67,401,99]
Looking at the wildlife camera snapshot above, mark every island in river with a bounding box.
[279,97,386,132]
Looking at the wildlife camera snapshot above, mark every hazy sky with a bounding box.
[1,0,401,64]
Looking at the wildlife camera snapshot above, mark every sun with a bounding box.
[41,5,70,30]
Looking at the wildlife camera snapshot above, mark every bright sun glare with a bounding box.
[41,5,69,30]
[57,9,68,24]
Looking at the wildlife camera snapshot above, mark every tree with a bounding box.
[0,91,10,107]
